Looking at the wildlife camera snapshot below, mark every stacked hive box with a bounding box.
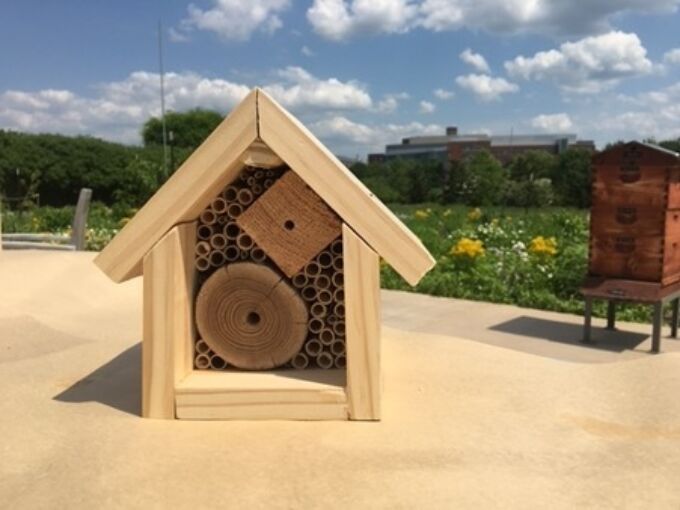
[589,142,680,286]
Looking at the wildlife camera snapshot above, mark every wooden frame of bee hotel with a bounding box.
[95,89,435,420]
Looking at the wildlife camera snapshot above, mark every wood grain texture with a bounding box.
[95,89,258,283]
[343,224,381,420]
[257,89,435,286]
[240,140,284,169]
[237,171,342,277]
[175,369,347,420]
[142,222,196,419]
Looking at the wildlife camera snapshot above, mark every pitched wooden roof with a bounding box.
[95,88,435,285]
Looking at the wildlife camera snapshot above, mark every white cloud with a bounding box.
[433,88,455,100]
[455,74,519,101]
[664,48,680,65]
[531,113,573,132]
[306,0,680,40]
[263,66,372,111]
[505,31,653,93]
[0,67,376,144]
[419,100,435,113]
[310,115,443,153]
[375,92,409,113]
[460,48,490,73]
[168,27,190,43]
[179,0,291,41]
[307,0,417,40]
[301,45,315,57]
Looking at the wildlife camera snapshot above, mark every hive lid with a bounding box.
[95,88,435,286]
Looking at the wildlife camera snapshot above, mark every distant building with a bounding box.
[372,126,595,165]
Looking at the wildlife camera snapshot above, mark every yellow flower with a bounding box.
[450,238,485,259]
[414,209,430,220]
[467,208,482,221]
[443,209,453,217]
[529,236,557,256]
[491,217,499,226]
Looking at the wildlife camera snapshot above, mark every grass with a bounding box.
[2,202,653,322]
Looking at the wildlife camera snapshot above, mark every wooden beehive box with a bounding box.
[589,141,680,285]
[94,89,435,421]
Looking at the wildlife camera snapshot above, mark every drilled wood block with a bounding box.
[237,171,342,277]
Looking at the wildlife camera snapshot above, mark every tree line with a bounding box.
[1,108,679,210]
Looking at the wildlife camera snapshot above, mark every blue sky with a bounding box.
[1,0,680,158]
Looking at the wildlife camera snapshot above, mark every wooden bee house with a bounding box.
[94,89,435,421]
[588,141,680,286]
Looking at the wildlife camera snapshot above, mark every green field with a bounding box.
[2,203,652,322]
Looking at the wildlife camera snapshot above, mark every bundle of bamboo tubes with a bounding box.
[194,338,228,370]
[290,237,345,370]
[194,166,283,274]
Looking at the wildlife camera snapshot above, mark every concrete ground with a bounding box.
[1,251,680,509]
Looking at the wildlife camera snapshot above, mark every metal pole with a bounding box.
[158,20,169,179]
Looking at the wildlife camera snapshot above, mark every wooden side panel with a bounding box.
[589,234,664,282]
[667,167,680,209]
[590,205,665,237]
[176,402,347,420]
[592,165,668,208]
[343,224,381,420]
[142,223,196,419]
[95,90,258,283]
[258,89,435,286]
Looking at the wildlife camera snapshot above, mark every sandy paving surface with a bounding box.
[1,251,680,509]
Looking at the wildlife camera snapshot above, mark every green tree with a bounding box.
[142,109,224,149]
[660,138,680,153]
[508,150,556,181]
[446,151,506,206]
[553,148,592,207]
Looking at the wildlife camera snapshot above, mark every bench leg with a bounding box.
[582,297,593,344]
[606,300,616,330]
[672,298,679,339]
[651,302,662,354]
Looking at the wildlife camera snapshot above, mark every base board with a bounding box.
[175,369,348,420]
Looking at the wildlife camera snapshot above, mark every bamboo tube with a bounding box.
[330,339,345,356]
[332,272,344,288]
[210,355,227,370]
[334,303,345,318]
[217,215,228,225]
[240,251,249,260]
[196,256,211,271]
[333,320,346,337]
[236,232,254,251]
[304,261,321,278]
[264,179,274,189]
[211,197,228,214]
[330,239,343,255]
[316,352,334,370]
[334,355,346,369]
[197,224,214,240]
[196,339,211,354]
[224,222,241,240]
[334,288,345,303]
[315,274,331,290]
[308,318,324,334]
[291,352,309,370]
[332,255,343,272]
[266,170,274,178]
[317,289,333,305]
[195,353,211,369]
[240,172,249,183]
[301,285,317,302]
[251,246,266,263]
[326,314,337,326]
[317,251,333,269]
[209,250,226,267]
[223,186,238,202]
[310,302,327,318]
[224,245,240,262]
[304,338,323,357]
[247,176,256,187]
[195,241,211,257]
[254,170,264,180]
[291,273,308,289]
[252,183,263,195]
[227,203,243,219]
[319,328,335,346]
[210,233,228,250]
[200,209,217,225]
[237,188,254,206]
